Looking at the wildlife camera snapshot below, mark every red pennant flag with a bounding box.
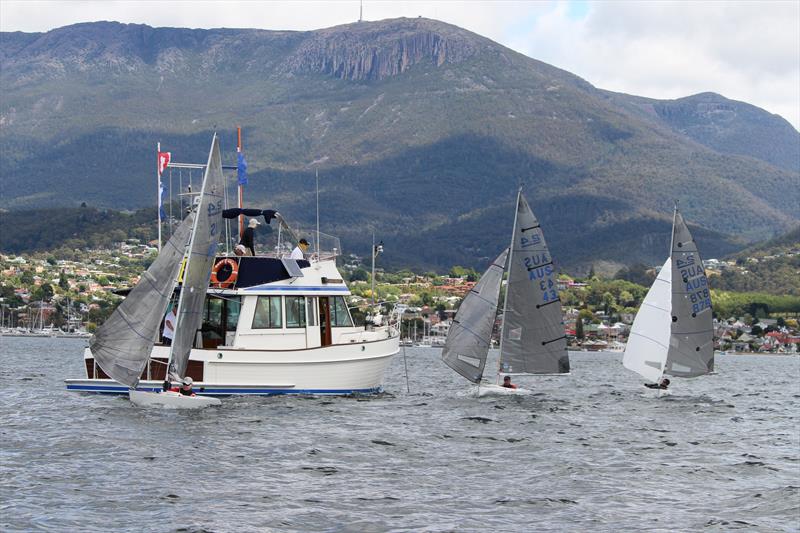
[158,151,171,176]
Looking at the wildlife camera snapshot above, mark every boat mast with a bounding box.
[237,127,244,241]
[495,188,522,384]
[659,200,679,383]
[157,142,162,252]
[670,200,678,257]
[316,167,320,259]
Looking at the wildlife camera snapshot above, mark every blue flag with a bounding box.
[158,180,166,221]
[237,152,248,186]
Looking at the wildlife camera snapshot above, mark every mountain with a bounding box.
[601,91,800,173]
[1,18,798,272]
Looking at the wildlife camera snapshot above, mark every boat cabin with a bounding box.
[189,255,359,351]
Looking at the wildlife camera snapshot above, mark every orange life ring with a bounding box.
[210,258,239,288]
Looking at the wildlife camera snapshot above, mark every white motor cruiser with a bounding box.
[66,135,399,399]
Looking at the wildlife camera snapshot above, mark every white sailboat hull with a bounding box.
[129,390,221,409]
[67,334,399,396]
[477,384,533,396]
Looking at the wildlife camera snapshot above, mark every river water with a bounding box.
[1,337,798,532]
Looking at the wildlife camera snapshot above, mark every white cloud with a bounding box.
[1,0,797,129]
[510,1,800,129]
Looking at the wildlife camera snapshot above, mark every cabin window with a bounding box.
[201,295,241,348]
[226,297,241,331]
[331,296,354,327]
[307,297,318,326]
[285,296,306,328]
[252,296,282,329]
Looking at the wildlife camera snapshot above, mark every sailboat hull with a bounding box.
[129,390,222,409]
[477,384,533,396]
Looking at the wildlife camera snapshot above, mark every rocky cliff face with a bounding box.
[282,18,480,81]
[1,18,483,84]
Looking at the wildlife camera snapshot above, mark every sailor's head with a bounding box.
[661,378,670,386]
[182,377,193,388]
[503,376,511,383]
[248,218,260,229]
[299,238,309,250]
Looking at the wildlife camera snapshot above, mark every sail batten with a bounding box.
[442,249,508,383]
[167,134,226,381]
[499,191,569,375]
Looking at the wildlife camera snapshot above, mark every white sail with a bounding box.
[167,134,225,381]
[499,191,569,375]
[442,249,508,383]
[623,258,671,383]
[90,212,195,388]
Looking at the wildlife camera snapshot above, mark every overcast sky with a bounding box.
[2,0,798,130]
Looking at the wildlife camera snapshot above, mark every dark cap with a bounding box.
[299,238,309,245]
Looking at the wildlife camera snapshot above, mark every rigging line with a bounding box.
[451,321,491,346]
[168,168,174,239]
[541,335,567,346]
[536,298,561,309]
[466,289,498,307]
[526,261,553,271]
[627,331,670,351]
[401,342,411,394]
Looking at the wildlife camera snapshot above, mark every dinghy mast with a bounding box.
[165,134,225,383]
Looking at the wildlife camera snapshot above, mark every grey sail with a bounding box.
[442,249,509,383]
[499,191,569,374]
[168,134,225,381]
[666,210,714,377]
[90,212,195,388]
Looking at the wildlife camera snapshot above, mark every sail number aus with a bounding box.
[678,254,711,314]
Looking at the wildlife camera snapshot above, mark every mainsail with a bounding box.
[499,191,569,374]
[442,249,508,383]
[666,210,714,377]
[623,208,714,381]
[167,134,225,381]
[90,212,195,388]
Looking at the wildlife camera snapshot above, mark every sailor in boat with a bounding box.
[501,376,517,389]
[162,304,177,346]
[290,238,310,260]
[177,377,195,396]
[644,377,670,390]
[239,218,260,256]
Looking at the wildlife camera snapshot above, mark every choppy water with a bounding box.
[1,337,798,532]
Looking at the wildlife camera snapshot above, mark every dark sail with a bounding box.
[499,191,569,374]
[442,249,508,383]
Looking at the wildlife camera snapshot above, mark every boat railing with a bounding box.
[236,224,341,261]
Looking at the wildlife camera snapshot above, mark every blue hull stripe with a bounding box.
[66,384,381,396]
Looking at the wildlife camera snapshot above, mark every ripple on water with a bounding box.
[1,339,798,532]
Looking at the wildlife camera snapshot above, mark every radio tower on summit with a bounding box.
[359,0,363,22]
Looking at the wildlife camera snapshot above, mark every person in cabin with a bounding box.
[162,304,177,345]
[290,238,310,260]
[239,218,260,256]
[502,375,517,389]
[645,377,670,390]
